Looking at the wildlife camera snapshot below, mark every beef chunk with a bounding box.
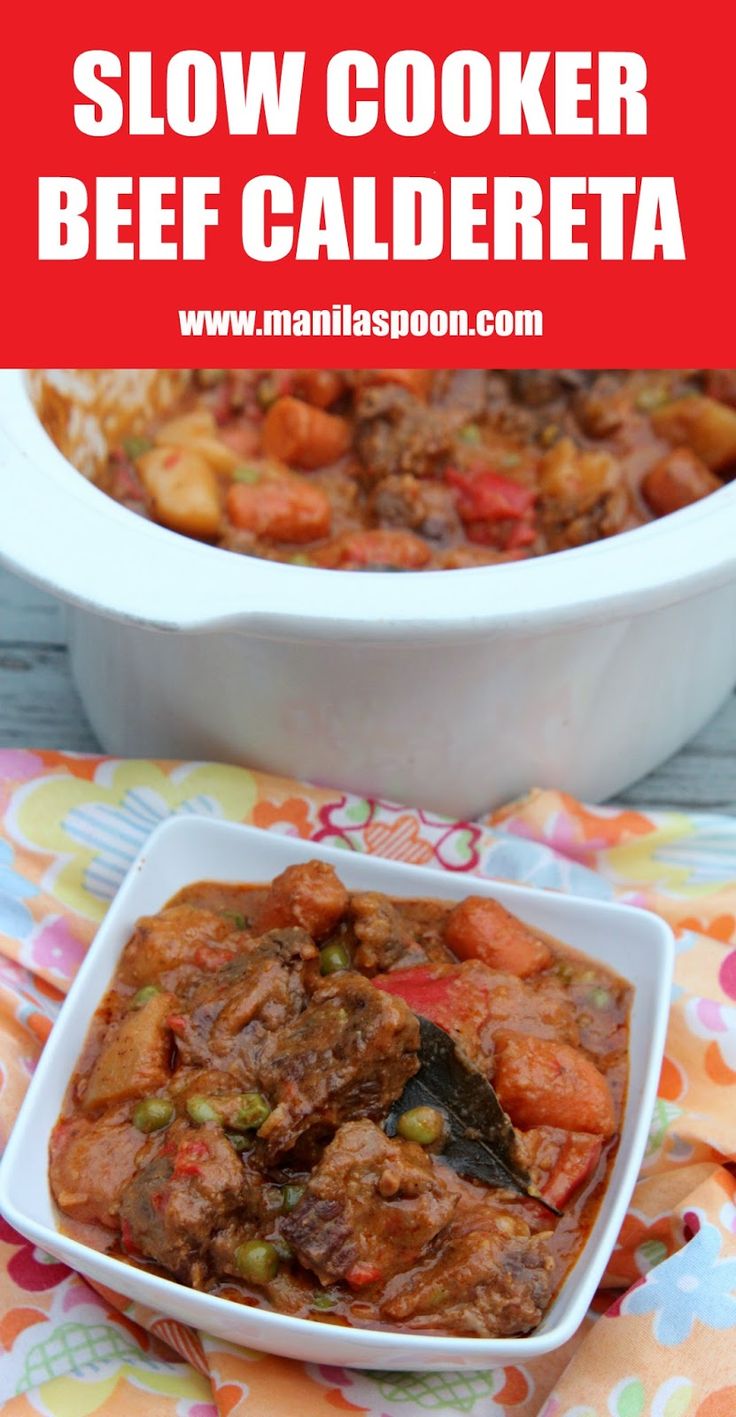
[49,1114,144,1230]
[349,892,417,974]
[381,1203,554,1335]
[368,475,462,545]
[255,974,420,1161]
[251,861,349,941]
[119,905,236,988]
[173,928,319,1081]
[119,1121,247,1283]
[283,1119,457,1286]
[354,385,460,480]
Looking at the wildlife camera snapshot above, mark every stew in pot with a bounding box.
[94,368,736,569]
[50,861,630,1337]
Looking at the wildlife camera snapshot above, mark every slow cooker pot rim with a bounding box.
[1,367,735,640]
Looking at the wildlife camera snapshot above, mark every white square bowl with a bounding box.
[0,816,673,1371]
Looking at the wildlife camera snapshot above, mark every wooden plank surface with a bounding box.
[1,564,735,811]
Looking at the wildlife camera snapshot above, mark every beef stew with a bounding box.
[94,369,736,569]
[50,861,631,1338]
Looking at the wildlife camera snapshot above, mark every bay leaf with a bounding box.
[386,1017,559,1212]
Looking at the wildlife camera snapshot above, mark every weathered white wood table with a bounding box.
[1,563,735,811]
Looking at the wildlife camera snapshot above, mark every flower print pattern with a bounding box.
[0,1218,70,1293]
[8,760,258,920]
[308,1362,532,1415]
[313,795,484,870]
[251,796,315,838]
[0,762,735,1415]
[0,840,38,943]
[622,1221,736,1345]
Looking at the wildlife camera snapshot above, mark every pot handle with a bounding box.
[0,386,320,634]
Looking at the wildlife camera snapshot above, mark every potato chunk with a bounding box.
[82,991,176,1111]
[138,447,222,539]
[539,438,617,513]
[154,410,240,474]
[653,396,736,471]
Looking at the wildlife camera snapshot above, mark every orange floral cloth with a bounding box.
[0,750,735,1417]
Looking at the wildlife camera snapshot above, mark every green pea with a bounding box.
[226,1131,252,1153]
[636,385,668,412]
[123,435,152,461]
[235,1092,271,1130]
[233,466,261,484]
[591,986,612,1009]
[234,1239,280,1285]
[538,419,561,447]
[186,1095,223,1125]
[281,1183,305,1214]
[256,376,279,408]
[458,423,481,444]
[539,422,560,448]
[133,1097,174,1133]
[130,984,160,1010]
[397,1106,445,1146]
[222,909,246,928]
[290,553,312,566]
[320,942,351,976]
[311,1290,337,1310]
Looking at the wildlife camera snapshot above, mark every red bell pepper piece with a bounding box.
[446,467,536,523]
[373,966,456,1027]
[346,1262,383,1288]
[540,1133,603,1209]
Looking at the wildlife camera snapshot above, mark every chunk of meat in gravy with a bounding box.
[173,928,318,1080]
[251,862,349,941]
[349,892,417,974]
[50,1114,144,1229]
[119,904,236,988]
[444,897,552,978]
[368,474,462,545]
[255,974,420,1161]
[381,1205,554,1336]
[119,1121,246,1283]
[494,1034,616,1137]
[283,1119,457,1287]
[354,384,461,480]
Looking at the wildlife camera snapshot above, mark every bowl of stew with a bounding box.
[0,368,735,815]
[0,818,673,1369]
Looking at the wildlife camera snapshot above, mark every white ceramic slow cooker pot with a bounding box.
[1,368,735,818]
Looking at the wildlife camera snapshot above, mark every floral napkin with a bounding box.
[0,748,735,1417]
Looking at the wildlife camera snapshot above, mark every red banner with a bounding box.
[2,0,734,366]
